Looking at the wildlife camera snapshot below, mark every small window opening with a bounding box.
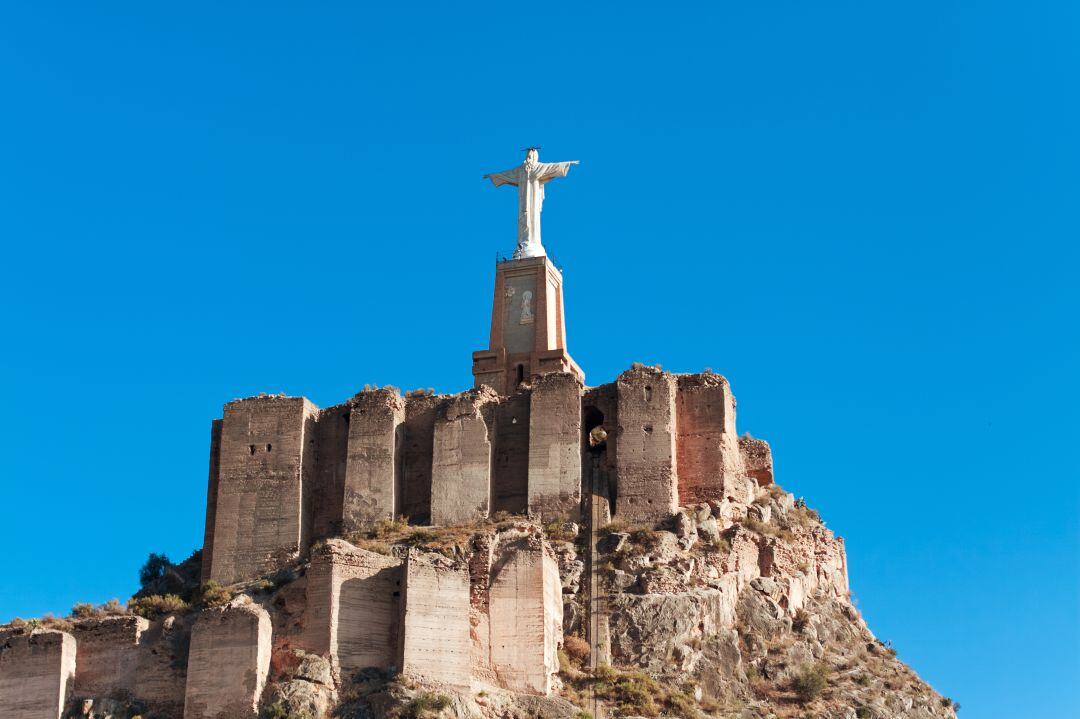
[643,424,654,435]
[516,364,525,385]
[266,444,272,452]
[644,385,653,402]
[249,445,256,455]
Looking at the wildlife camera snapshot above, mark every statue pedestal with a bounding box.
[471,256,584,395]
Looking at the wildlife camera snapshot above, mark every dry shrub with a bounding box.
[564,635,591,664]
[128,594,189,619]
[791,662,830,703]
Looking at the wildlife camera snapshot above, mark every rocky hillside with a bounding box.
[2,477,956,719]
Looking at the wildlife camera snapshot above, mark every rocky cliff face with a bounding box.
[1,484,954,719]
[286,478,955,719]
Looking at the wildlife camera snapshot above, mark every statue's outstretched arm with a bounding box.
[483,169,521,187]
[537,161,579,183]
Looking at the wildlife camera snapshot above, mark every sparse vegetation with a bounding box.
[792,608,810,633]
[195,581,233,609]
[128,594,189,619]
[564,635,591,664]
[791,662,830,703]
[543,518,578,542]
[71,602,97,619]
[742,516,795,542]
[391,691,451,718]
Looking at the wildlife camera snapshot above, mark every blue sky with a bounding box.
[1,2,1077,716]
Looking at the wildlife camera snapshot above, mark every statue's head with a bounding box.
[525,148,539,165]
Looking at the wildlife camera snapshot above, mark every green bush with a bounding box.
[791,662,830,703]
[196,581,233,609]
[394,692,451,718]
[128,594,189,619]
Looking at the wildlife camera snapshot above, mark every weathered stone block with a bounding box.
[527,373,583,521]
[400,395,441,524]
[70,616,147,697]
[488,534,563,695]
[304,539,403,675]
[676,374,745,504]
[492,392,530,514]
[133,615,189,713]
[739,435,774,487]
[431,388,497,526]
[615,367,678,522]
[183,601,272,719]
[343,389,405,533]
[310,404,351,542]
[0,631,75,719]
[209,395,319,584]
[400,550,471,687]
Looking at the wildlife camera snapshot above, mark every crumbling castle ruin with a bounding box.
[1,151,953,719]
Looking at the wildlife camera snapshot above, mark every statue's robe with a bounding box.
[486,160,575,258]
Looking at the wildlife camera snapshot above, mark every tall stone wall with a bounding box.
[343,390,405,533]
[615,367,679,522]
[310,404,350,541]
[199,367,767,592]
[399,551,471,687]
[70,616,147,698]
[431,388,496,526]
[528,373,583,521]
[675,374,746,505]
[487,534,562,695]
[184,601,271,719]
[209,396,318,584]
[133,615,190,714]
[304,540,402,675]
[0,631,75,719]
[491,392,530,515]
[400,395,441,524]
[201,419,222,584]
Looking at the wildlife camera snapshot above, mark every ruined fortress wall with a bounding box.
[399,551,472,688]
[676,374,745,505]
[739,435,774,487]
[491,392,530,515]
[210,396,318,584]
[615,368,679,521]
[203,369,767,581]
[487,537,562,695]
[399,395,440,524]
[304,540,402,675]
[528,373,582,520]
[134,615,190,712]
[343,390,405,533]
[184,602,271,719]
[311,404,350,541]
[0,631,75,719]
[431,390,496,526]
[70,616,147,698]
[201,420,222,584]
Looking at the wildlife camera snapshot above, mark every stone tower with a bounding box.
[471,255,583,395]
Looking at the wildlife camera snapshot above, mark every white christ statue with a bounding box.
[484,148,579,259]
